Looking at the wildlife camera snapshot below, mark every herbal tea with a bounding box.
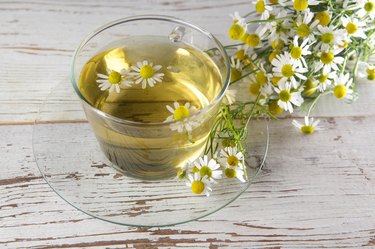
[79,36,222,179]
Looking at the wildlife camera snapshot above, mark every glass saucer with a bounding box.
[32,80,269,227]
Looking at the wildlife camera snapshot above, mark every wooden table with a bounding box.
[1,1,375,248]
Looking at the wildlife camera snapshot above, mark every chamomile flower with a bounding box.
[230,11,246,26]
[177,161,192,180]
[220,146,246,182]
[223,88,237,105]
[129,60,164,89]
[332,73,354,100]
[295,9,319,40]
[292,116,322,134]
[96,68,132,93]
[245,25,268,48]
[357,0,375,20]
[254,0,273,20]
[271,52,308,88]
[230,56,243,82]
[193,155,222,181]
[274,81,304,113]
[292,0,319,12]
[164,102,199,133]
[341,16,367,39]
[316,71,336,92]
[186,173,212,196]
[315,11,331,26]
[290,37,311,68]
[267,10,291,43]
[315,48,344,75]
[315,25,346,50]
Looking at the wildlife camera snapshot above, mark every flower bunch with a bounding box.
[178,0,375,196]
[226,0,375,133]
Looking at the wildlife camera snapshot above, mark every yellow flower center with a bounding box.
[293,0,308,11]
[191,181,205,194]
[236,49,246,60]
[346,22,358,34]
[269,0,279,3]
[249,82,261,96]
[268,101,283,115]
[315,11,331,26]
[256,0,266,13]
[229,24,245,40]
[192,166,199,173]
[291,46,303,59]
[368,73,375,80]
[227,155,239,167]
[269,51,279,63]
[321,33,334,44]
[225,168,236,178]
[246,34,260,47]
[200,166,212,178]
[108,71,121,84]
[279,89,291,102]
[333,84,347,99]
[366,67,375,76]
[271,76,281,86]
[318,74,329,83]
[231,68,242,82]
[140,65,154,79]
[271,39,284,50]
[281,64,294,78]
[297,23,310,38]
[303,78,317,96]
[301,125,315,134]
[256,71,268,85]
[320,51,334,64]
[173,106,190,120]
[365,1,375,12]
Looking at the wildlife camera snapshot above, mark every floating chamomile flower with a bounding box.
[186,173,212,196]
[332,73,354,100]
[274,81,304,113]
[96,68,132,93]
[129,60,164,89]
[164,102,199,133]
[292,116,322,134]
[193,155,222,181]
[271,52,308,88]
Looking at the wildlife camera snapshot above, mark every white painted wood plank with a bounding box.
[1,116,375,248]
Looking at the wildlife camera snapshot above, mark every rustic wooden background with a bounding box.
[1,0,375,248]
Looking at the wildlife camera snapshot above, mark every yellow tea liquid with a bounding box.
[79,36,222,179]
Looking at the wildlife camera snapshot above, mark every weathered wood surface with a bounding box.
[1,0,375,248]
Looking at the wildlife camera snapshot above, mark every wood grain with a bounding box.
[1,0,375,248]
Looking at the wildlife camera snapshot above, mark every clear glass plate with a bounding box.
[32,80,269,227]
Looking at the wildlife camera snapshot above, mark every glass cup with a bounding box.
[70,15,230,180]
